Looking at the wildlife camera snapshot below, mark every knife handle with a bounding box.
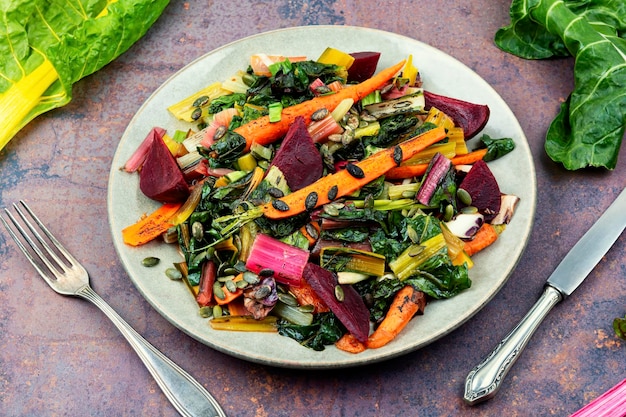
[463,285,563,405]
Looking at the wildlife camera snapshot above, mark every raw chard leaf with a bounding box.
[0,0,169,150]
[495,0,626,170]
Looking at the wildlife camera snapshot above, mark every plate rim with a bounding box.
[107,25,537,369]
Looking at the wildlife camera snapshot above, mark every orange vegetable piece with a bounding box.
[288,278,329,313]
[385,148,488,180]
[122,203,182,246]
[262,126,446,220]
[463,223,499,257]
[335,333,367,354]
[366,286,426,349]
[234,60,406,152]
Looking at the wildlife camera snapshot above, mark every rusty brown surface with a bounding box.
[1,1,624,416]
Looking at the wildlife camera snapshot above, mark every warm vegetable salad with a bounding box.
[122,48,520,353]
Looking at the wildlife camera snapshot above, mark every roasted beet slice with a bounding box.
[458,159,501,222]
[424,90,490,139]
[139,134,189,203]
[303,263,370,343]
[268,116,323,191]
[348,51,381,83]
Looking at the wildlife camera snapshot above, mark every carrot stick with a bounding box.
[366,285,426,349]
[122,203,183,246]
[262,126,446,219]
[463,223,499,256]
[385,148,488,180]
[335,333,367,354]
[235,60,406,152]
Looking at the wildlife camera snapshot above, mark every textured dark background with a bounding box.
[1,1,624,416]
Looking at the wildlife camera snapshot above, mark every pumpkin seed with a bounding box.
[360,112,377,122]
[162,227,178,244]
[212,305,223,318]
[213,125,227,140]
[407,226,419,243]
[408,245,425,257]
[254,285,272,300]
[305,222,319,240]
[346,163,365,179]
[311,108,329,121]
[393,145,403,166]
[444,204,455,222]
[305,191,318,211]
[259,268,275,277]
[192,95,210,107]
[328,133,343,143]
[199,306,213,318]
[225,279,237,293]
[165,268,183,280]
[298,304,315,313]
[213,282,226,300]
[461,206,479,214]
[191,221,204,241]
[272,199,290,212]
[222,267,239,275]
[243,271,260,284]
[268,187,284,198]
[217,274,236,283]
[346,114,360,130]
[315,85,332,95]
[323,203,340,216]
[334,285,345,302]
[191,107,202,121]
[278,292,299,307]
[341,127,356,146]
[236,279,249,289]
[457,188,472,206]
[327,185,338,200]
[141,257,160,267]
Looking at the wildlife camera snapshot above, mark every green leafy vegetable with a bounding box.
[277,312,345,351]
[0,0,169,151]
[479,134,516,161]
[614,314,626,340]
[496,0,626,170]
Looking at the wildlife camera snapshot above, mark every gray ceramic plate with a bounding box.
[107,26,536,369]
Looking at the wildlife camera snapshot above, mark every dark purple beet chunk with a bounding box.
[303,263,370,343]
[348,52,381,83]
[268,116,323,191]
[458,159,501,222]
[139,135,189,203]
[424,90,490,139]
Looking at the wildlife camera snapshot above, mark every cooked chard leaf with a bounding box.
[478,134,516,161]
[277,312,345,351]
[496,0,626,169]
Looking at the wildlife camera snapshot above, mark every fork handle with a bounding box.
[76,285,227,417]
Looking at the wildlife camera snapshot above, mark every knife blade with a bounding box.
[464,188,626,405]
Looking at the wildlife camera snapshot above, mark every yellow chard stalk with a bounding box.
[0,0,170,151]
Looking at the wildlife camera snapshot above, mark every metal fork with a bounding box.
[1,201,227,417]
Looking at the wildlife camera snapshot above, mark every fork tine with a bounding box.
[16,201,80,266]
[1,206,59,284]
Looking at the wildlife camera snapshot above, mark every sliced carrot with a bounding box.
[122,203,183,246]
[366,286,426,349]
[463,223,499,257]
[335,333,367,354]
[385,148,488,180]
[226,298,249,316]
[234,60,406,152]
[262,126,446,219]
[288,278,330,313]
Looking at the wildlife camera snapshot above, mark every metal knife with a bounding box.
[464,188,626,405]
